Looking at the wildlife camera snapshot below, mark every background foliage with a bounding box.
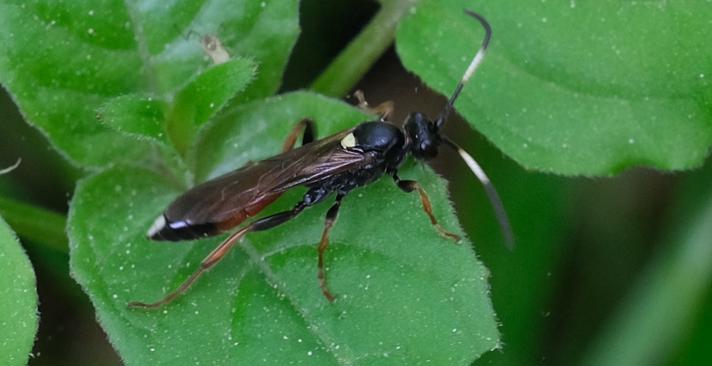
[0,0,710,365]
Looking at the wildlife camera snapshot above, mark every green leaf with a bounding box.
[69,92,499,365]
[396,0,712,175]
[168,58,255,154]
[100,58,254,153]
[0,217,38,366]
[0,0,299,168]
[98,95,169,144]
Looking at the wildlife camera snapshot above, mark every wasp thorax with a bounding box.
[352,122,404,153]
[404,112,440,160]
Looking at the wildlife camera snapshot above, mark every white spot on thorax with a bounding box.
[340,133,357,149]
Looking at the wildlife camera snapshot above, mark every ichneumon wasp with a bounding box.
[129,10,513,309]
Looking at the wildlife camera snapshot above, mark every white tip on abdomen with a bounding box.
[147,215,166,237]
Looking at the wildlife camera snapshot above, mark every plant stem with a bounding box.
[0,196,68,253]
[582,189,712,365]
[310,0,417,97]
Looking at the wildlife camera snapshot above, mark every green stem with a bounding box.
[582,190,712,365]
[0,196,68,253]
[310,0,417,97]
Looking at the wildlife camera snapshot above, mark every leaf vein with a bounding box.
[120,0,160,95]
[240,241,357,366]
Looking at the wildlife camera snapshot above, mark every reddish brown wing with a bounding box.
[162,129,372,231]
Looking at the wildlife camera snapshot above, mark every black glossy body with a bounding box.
[149,118,441,241]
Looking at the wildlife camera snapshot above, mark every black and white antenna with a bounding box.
[0,158,21,175]
[436,10,515,250]
[434,10,492,130]
[444,138,515,250]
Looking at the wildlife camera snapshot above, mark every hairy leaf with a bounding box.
[98,95,169,144]
[396,0,712,175]
[0,0,299,168]
[99,57,254,154]
[168,58,255,153]
[0,217,38,366]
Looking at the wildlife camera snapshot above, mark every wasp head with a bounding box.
[404,112,441,160]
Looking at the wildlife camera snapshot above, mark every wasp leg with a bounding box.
[393,175,461,242]
[371,101,394,120]
[282,118,316,152]
[352,90,394,121]
[317,194,345,302]
[129,201,309,310]
[353,90,369,109]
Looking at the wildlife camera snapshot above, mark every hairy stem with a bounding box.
[311,0,417,97]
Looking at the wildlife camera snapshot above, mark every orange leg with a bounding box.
[129,201,308,310]
[353,90,394,120]
[317,195,344,302]
[282,118,315,152]
[393,175,461,242]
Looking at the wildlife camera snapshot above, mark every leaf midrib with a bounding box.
[121,0,161,96]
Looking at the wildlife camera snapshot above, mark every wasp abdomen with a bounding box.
[147,215,219,241]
